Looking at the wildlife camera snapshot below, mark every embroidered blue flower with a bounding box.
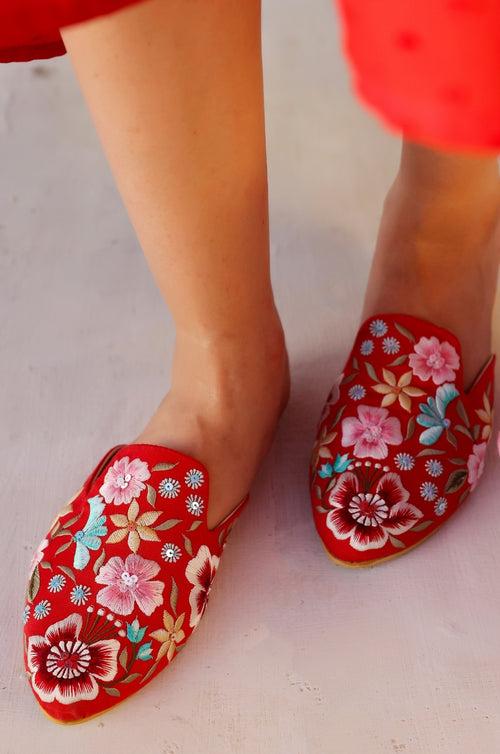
[382,336,400,355]
[369,319,388,337]
[33,600,51,620]
[318,462,334,479]
[127,618,147,644]
[137,642,153,661]
[161,543,182,563]
[420,481,438,502]
[425,459,443,477]
[334,453,353,473]
[434,497,447,516]
[47,573,66,593]
[22,605,30,625]
[360,339,374,356]
[70,584,91,606]
[348,384,366,401]
[417,383,459,446]
[394,452,415,471]
[72,496,108,570]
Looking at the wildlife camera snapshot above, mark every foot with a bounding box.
[134,310,290,528]
[363,149,500,389]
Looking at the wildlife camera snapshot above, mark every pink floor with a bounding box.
[1,1,500,752]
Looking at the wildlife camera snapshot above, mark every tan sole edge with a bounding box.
[322,523,443,569]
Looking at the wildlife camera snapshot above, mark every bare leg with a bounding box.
[363,141,500,388]
[62,0,289,527]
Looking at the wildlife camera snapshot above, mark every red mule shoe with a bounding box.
[310,314,495,567]
[23,444,248,724]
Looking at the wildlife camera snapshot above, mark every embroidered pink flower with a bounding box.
[27,613,119,704]
[30,539,49,576]
[99,456,151,506]
[185,545,220,628]
[341,405,402,459]
[326,471,423,551]
[409,336,459,385]
[95,553,164,616]
[467,442,487,490]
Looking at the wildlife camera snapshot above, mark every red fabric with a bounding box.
[310,313,495,566]
[23,443,248,723]
[0,0,145,62]
[336,0,500,151]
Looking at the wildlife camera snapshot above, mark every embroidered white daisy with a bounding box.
[434,497,448,516]
[420,481,438,502]
[369,319,388,337]
[348,384,366,401]
[70,584,91,606]
[186,494,204,516]
[360,339,374,356]
[395,452,415,471]
[382,336,400,355]
[161,543,182,563]
[184,468,205,490]
[425,459,444,477]
[158,477,181,499]
[22,605,30,625]
[47,573,66,593]
[33,600,51,620]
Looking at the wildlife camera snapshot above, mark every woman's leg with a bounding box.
[61,0,289,528]
[363,141,500,388]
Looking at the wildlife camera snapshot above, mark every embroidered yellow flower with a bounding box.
[372,369,425,412]
[476,391,493,440]
[106,500,161,553]
[150,611,186,662]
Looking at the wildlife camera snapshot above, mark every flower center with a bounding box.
[427,352,445,369]
[362,424,383,443]
[46,639,91,680]
[348,493,389,527]
[127,522,137,532]
[73,530,84,542]
[121,571,138,588]
[117,473,132,490]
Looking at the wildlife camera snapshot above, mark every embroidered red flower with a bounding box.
[27,613,120,705]
[326,468,423,551]
[185,545,220,628]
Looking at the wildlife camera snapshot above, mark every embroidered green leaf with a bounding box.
[450,457,467,466]
[445,469,467,495]
[155,519,182,531]
[313,485,322,500]
[121,673,142,684]
[61,515,80,529]
[170,577,179,615]
[365,362,378,381]
[394,323,416,342]
[473,424,481,440]
[93,550,106,576]
[146,484,157,508]
[39,560,52,570]
[316,505,330,513]
[55,540,72,556]
[183,535,193,556]
[456,400,470,427]
[411,520,433,533]
[405,415,415,441]
[340,373,358,385]
[332,405,346,427]
[389,535,406,549]
[104,687,120,697]
[58,565,77,583]
[455,425,473,440]
[416,448,446,457]
[388,354,408,367]
[458,489,470,506]
[27,565,40,603]
[140,661,159,685]
[118,647,128,671]
[446,430,458,448]
[188,520,203,532]
[352,357,359,371]
[51,529,73,539]
[152,462,178,472]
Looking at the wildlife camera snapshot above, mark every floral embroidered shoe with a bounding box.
[23,443,248,723]
[310,314,495,567]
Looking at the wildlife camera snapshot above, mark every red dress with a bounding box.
[0,0,499,152]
